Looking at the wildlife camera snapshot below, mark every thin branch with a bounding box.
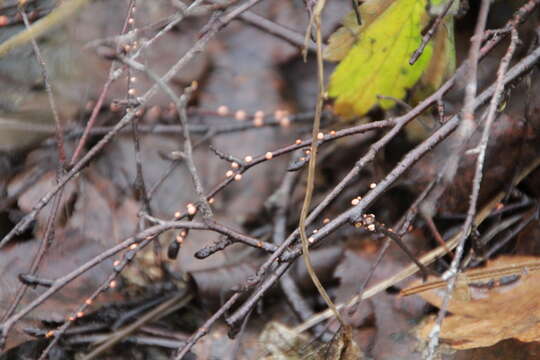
[73,0,208,165]
[172,293,241,359]
[121,56,212,217]
[1,8,70,323]
[20,9,65,169]
[272,166,324,332]
[423,0,491,354]
[425,20,519,360]
[239,10,317,52]
[409,0,457,65]
[81,292,193,360]
[345,180,436,317]
[37,234,158,360]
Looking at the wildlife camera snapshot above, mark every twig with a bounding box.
[423,0,490,355]
[425,18,518,359]
[482,207,538,260]
[239,10,317,52]
[81,292,193,360]
[371,220,434,280]
[275,24,510,267]
[225,66,447,329]
[173,293,241,359]
[37,234,159,360]
[75,2,208,165]
[67,334,185,349]
[70,0,135,165]
[345,180,436,317]
[3,1,538,356]
[1,8,69,323]
[272,168,324,332]
[162,118,395,226]
[132,0,206,59]
[20,10,65,169]
[123,0,154,225]
[409,0,457,65]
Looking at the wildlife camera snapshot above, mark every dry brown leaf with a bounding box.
[454,338,540,360]
[259,322,364,360]
[410,256,540,349]
[260,322,313,360]
[0,227,117,350]
[9,169,77,230]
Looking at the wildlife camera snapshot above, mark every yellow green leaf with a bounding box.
[326,0,456,119]
[323,0,395,62]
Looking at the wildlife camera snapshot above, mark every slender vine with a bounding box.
[299,0,345,327]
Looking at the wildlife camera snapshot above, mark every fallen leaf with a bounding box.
[0,227,116,350]
[259,321,314,360]
[410,256,540,349]
[259,322,364,360]
[454,338,540,360]
[9,169,77,232]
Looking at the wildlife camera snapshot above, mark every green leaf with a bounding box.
[326,0,456,119]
